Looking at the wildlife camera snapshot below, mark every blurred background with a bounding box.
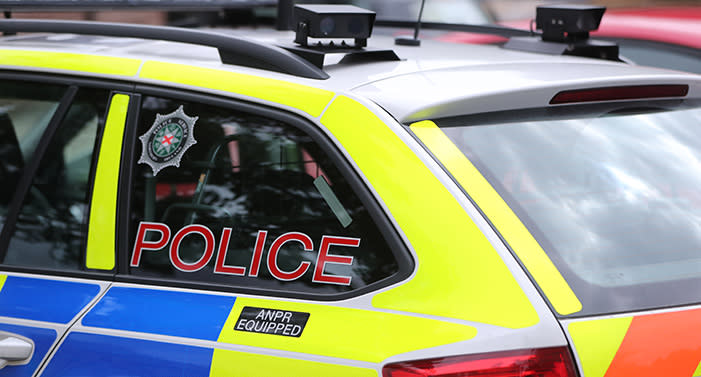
[6,0,701,25]
[488,0,700,21]
[5,0,699,75]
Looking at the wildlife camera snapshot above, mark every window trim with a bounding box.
[85,91,133,272]
[116,85,414,301]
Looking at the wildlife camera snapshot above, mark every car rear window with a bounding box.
[427,101,701,316]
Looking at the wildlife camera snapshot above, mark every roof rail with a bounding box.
[0,19,329,80]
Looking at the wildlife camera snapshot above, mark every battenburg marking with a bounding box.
[138,105,198,175]
[235,306,310,338]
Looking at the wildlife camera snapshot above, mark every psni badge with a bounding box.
[138,105,198,175]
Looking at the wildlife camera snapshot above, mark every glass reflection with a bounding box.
[439,105,701,315]
[3,88,110,270]
[0,81,64,234]
[129,97,399,295]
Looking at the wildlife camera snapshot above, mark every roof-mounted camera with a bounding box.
[293,4,375,48]
[280,4,399,70]
[504,5,620,62]
[537,5,605,42]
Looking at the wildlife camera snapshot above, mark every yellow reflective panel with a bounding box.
[693,360,701,377]
[0,274,6,292]
[568,317,632,377]
[217,297,477,363]
[86,94,130,270]
[320,96,538,329]
[410,120,582,316]
[138,61,334,118]
[0,50,141,76]
[210,349,377,377]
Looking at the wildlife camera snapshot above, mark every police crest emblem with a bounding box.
[138,105,198,175]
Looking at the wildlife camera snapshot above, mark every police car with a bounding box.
[0,1,700,376]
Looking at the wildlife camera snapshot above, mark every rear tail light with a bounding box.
[550,84,689,104]
[382,346,578,377]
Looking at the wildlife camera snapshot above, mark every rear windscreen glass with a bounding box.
[432,102,701,316]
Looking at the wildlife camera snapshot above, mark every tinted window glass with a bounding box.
[431,103,701,316]
[128,96,399,295]
[3,87,111,270]
[0,80,66,232]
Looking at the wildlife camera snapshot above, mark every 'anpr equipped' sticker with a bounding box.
[138,105,198,175]
[235,306,310,337]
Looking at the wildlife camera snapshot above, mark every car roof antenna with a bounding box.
[395,0,426,46]
[3,11,13,36]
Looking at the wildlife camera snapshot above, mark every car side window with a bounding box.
[0,80,66,232]
[1,84,111,270]
[128,96,400,295]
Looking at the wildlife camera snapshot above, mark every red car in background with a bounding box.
[439,6,701,74]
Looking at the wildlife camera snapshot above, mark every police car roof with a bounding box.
[2,25,700,123]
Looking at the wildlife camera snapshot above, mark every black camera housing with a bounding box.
[293,4,375,48]
[536,5,606,42]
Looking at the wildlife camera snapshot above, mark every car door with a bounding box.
[35,87,419,376]
[0,75,131,376]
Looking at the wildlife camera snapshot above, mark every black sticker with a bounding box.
[234,306,310,337]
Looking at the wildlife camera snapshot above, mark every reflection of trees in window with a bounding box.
[3,88,110,270]
[0,81,65,232]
